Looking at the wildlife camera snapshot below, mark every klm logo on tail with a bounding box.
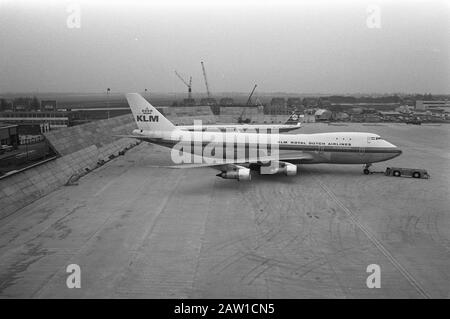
[136,115,159,122]
[137,107,159,122]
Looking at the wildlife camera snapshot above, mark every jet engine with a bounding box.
[281,163,297,176]
[260,162,297,176]
[217,168,251,181]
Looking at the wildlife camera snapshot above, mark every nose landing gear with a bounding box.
[363,163,372,175]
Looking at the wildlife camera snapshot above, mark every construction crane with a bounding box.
[200,61,211,98]
[238,84,258,124]
[237,108,251,124]
[246,84,257,106]
[174,70,192,100]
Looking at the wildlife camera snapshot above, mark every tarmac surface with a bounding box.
[0,123,449,298]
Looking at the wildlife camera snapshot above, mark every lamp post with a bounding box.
[106,88,110,119]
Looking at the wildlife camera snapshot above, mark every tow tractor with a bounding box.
[363,164,430,179]
[384,167,429,179]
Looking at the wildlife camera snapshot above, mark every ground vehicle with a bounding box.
[405,118,422,125]
[385,167,429,179]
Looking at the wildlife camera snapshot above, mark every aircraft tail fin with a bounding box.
[126,93,176,132]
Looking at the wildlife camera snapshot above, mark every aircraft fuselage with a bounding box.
[132,129,402,165]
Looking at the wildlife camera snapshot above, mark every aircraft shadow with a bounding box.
[177,165,374,196]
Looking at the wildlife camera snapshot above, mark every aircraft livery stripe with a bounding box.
[141,138,401,154]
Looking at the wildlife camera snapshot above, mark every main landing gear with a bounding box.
[363,163,372,175]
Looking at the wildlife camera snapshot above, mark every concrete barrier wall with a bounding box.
[0,138,139,219]
[45,114,136,156]
[0,114,140,219]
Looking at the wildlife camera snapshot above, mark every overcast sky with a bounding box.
[0,0,449,94]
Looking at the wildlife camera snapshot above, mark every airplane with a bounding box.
[119,93,402,181]
[176,112,302,133]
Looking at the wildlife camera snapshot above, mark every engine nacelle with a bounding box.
[260,162,297,176]
[217,168,251,181]
[282,163,297,176]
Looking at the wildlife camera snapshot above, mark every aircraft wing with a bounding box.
[278,125,301,132]
[165,151,313,169]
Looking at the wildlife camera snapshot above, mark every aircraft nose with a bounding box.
[385,140,402,156]
[392,148,402,158]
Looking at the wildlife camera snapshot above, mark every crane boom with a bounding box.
[201,61,211,98]
[246,84,257,106]
[238,84,258,123]
[174,70,192,99]
[175,71,189,87]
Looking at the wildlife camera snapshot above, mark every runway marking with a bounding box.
[93,179,116,197]
[311,174,432,299]
[131,173,184,251]
[190,175,217,296]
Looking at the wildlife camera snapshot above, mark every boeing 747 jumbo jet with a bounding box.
[120,93,402,181]
[176,112,302,133]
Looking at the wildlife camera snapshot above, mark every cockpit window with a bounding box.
[370,137,382,140]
